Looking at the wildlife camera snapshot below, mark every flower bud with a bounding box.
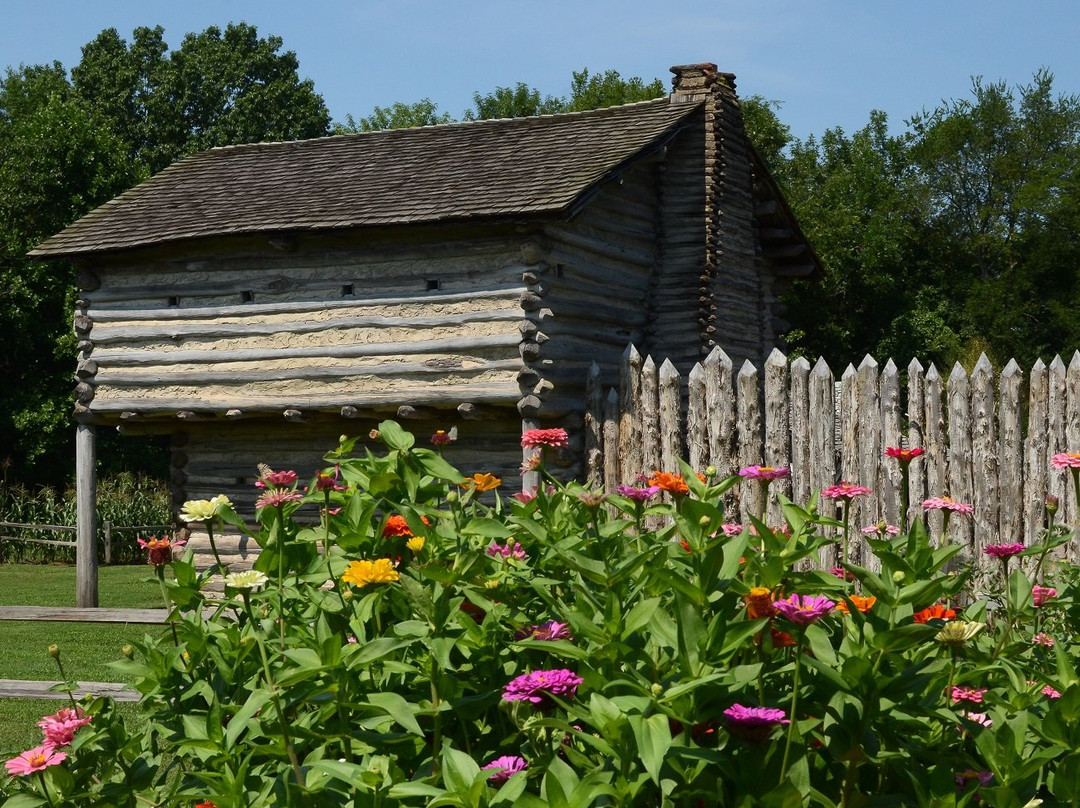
[484,578,500,589]
[48,644,60,660]
[342,588,354,601]
[892,570,906,583]
[650,683,664,698]
[368,429,381,440]
[705,465,718,478]
[1046,494,1060,516]
[699,515,711,528]
[446,490,459,503]
[122,644,135,659]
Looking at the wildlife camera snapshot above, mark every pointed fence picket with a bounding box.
[585,345,1080,571]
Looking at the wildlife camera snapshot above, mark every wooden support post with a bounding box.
[103,521,112,566]
[76,424,98,607]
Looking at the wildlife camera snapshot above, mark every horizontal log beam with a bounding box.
[93,332,521,367]
[90,309,524,346]
[95,358,522,387]
[87,284,523,314]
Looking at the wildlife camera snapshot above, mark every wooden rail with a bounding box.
[0,522,172,564]
[0,605,213,702]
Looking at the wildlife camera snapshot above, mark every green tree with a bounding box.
[563,68,664,112]
[0,66,138,483]
[464,82,565,120]
[335,99,452,133]
[908,70,1080,365]
[1,23,333,486]
[73,23,331,173]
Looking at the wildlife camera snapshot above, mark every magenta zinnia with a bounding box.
[521,428,569,449]
[738,465,790,481]
[502,669,583,705]
[983,542,1025,559]
[615,484,660,501]
[487,540,528,560]
[885,446,924,462]
[516,620,572,641]
[950,686,987,704]
[723,704,789,742]
[773,594,835,625]
[822,481,872,500]
[483,755,527,784]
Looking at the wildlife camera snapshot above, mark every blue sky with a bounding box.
[2,0,1078,142]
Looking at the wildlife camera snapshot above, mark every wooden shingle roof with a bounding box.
[32,97,701,258]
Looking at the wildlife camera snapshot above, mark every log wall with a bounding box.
[75,233,530,418]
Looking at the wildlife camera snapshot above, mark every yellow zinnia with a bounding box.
[406,535,425,553]
[179,494,232,522]
[462,472,501,491]
[341,558,400,589]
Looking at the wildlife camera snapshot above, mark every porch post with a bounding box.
[76,423,98,607]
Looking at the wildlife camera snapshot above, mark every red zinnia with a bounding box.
[885,447,925,462]
[913,604,956,623]
[521,428,569,449]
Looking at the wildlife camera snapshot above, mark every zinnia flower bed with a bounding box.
[4,420,1080,807]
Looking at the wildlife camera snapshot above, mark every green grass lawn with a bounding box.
[0,564,165,757]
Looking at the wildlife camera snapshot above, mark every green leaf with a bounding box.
[307,760,374,792]
[629,712,673,783]
[225,689,272,748]
[366,691,425,736]
[377,419,415,450]
[413,447,466,482]
[460,517,512,538]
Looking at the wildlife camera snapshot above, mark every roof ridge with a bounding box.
[205,95,678,154]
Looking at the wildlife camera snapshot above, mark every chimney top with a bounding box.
[669,63,734,103]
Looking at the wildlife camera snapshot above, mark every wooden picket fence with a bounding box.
[583,345,1080,570]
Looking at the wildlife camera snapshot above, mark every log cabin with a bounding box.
[32,62,820,572]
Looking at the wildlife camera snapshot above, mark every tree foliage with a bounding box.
[779,71,1080,370]
[335,99,452,133]
[0,24,331,486]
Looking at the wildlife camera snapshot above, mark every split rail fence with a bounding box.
[0,521,172,564]
[584,345,1080,571]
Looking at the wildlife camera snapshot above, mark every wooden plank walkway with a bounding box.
[0,606,172,624]
[0,679,139,702]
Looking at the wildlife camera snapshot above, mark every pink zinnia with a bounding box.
[822,481,872,500]
[721,523,744,537]
[521,428,569,449]
[738,465,790,481]
[487,540,528,561]
[5,745,67,776]
[723,704,789,742]
[502,669,583,705]
[517,620,573,641]
[616,484,660,501]
[773,594,835,625]
[959,711,992,728]
[37,707,92,747]
[1043,685,1062,699]
[1033,585,1058,607]
[1051,452,1080,470]
[482,755,527,784]
[861,523,900,536]
[1033,632,1055,647]
[983,542,1025,559]
[950,686,987,704]
[255,489,304,509]
[921,496,974,514]
[313,468,346,492]
[255,469,299,489]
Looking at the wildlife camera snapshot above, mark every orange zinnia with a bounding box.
[836,595,877,615]
[745,586,776,619]
[462,472,501,491]
[913,604,956,623]
[649,471,706,495]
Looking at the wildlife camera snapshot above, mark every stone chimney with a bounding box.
[669,63,719,103]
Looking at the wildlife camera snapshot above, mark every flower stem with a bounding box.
[780,635,804,782]
[205,520,225,573]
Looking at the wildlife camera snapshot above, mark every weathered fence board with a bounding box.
[594,344,1080,568]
